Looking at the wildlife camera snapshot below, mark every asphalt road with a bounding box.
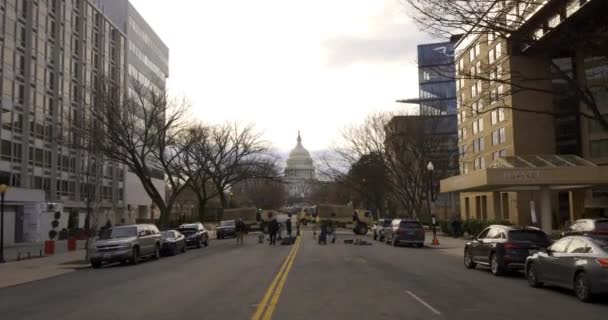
[1,232,607,320]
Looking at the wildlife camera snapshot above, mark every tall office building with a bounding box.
[95,0,169,223]
[0,0,129,244]
[440,0,608,231]
[397,38,461,218]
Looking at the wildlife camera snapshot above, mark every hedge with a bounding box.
[438,219,512,237]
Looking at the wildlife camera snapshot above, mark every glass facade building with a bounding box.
[417,41,457,115]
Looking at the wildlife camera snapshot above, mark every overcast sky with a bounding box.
[129,0,433,152]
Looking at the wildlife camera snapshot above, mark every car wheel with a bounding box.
[196,237,202,248]
[181,243,187,253]
[204,237,209,247]
[153,245,160,260]
[464,249,476,269]
[171,245,178,256]
[526,263,543,288]
[490,253,504,276]
[91,260,102,269]
[574,272,593,302]
[130,247,139,265]
[392,237,398,247]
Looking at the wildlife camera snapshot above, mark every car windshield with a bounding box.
[595,220,608,231]
[178,228,196,235]
[508,230,548,243]
[400,221,421,229]
[98,227,137,240]
[161,231,175,239]
[590,238,608,249]
[221,220,235,227]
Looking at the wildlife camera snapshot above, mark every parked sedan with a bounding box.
[160,230,187,256]
[526,236,608,302]
[562,218,608,239]
[464,225,551,276]
[178,223,209,248]
[216,220,237,239]
[372,219,392,242]
[385,219,425,247]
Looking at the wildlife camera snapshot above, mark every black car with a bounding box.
[464,225,551,276]
[177,223,209,248]
[562,218,608,239]
[160,230,187,256]
[216,220,237,239]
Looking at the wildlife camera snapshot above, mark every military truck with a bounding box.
[303,204,373,235]
[222,208,258,229]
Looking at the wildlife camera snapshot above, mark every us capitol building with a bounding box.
[284,132,316,199]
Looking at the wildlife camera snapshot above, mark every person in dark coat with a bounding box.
[285,219,292,237]
[268,218,279,245]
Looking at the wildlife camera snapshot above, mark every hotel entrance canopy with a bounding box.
[441,155,608,193]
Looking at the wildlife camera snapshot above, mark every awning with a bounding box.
[440,155,608,193]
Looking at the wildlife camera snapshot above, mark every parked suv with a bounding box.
[89,224,161,268]
[372,219,393,242]
[385,219,425,247]
[464,225,551,276]
[216,220,237,239]
[562,218,608,239]
[178,223,209,248]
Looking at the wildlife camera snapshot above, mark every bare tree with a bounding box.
[328,112,457,219]
[405,0,608,133]
[199,122,272,208]
[231,160,287,210]
[82,77,193,227]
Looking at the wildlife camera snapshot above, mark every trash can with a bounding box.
[44,240,55,255]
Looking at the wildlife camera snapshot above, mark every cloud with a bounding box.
[322,2,433,67]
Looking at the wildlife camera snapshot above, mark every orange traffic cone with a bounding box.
[432,238,440,246]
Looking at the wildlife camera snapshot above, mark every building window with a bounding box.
[496,42,502,59]
[473,137,484,153]
[489,48,495,64]
[472,84,478,97]
[498,107,505,122]
[474,157,485,170]
[469,47,475,62]
[488,31,495,42]
[590,140,608,158]
[492,149,507,160]
[458,59,464,72]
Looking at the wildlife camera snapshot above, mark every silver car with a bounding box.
[525,235,608,302]
[89,224,161,268]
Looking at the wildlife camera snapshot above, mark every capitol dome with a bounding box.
[285,131,315,179]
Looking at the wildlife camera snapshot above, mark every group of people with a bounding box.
[267,217,293,245]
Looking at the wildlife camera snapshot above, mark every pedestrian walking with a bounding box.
[451,215,462,238]
[235,218,245,245]
[268,217,279,245]
[286,218,292,237]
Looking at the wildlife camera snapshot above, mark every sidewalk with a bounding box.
[424,232,468,257]
[3,240,87,262]
[0,249,88,289]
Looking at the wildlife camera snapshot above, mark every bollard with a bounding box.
[17,252,21,261]
[39,249,43,257]
[28,252,31,259]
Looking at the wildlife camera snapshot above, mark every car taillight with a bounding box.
[504,243,520,249]
[596,258,608,268]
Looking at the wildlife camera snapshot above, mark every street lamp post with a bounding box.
[426,162,439,246]
[0,184,8,263]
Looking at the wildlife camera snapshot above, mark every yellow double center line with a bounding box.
[251,236,302,320]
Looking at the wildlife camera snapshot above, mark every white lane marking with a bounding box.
[405,291,441,316]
